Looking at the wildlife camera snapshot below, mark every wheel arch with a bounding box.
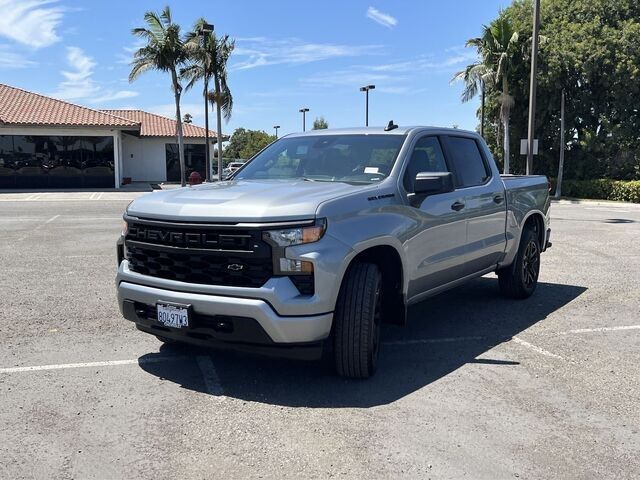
[522,210,546,249]
[339,243,407,326]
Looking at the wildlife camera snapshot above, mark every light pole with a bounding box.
[359,85,375,126]
[480,79,486,139]
[299,108,309,132]
[273,125,280,138]
[526,0,540,174]
[199,22,214,181]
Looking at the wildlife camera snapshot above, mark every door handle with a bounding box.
[451,201,465,211]
[493,194,505,204]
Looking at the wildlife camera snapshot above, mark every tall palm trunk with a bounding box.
[214,75,224,181]
[171,69,186,187]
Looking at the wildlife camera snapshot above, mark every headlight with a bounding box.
[122,218,129,237]
[265,220,326,247]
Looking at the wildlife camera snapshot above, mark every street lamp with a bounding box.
[359,84,375,126]
[299,108,309,132]
[199,22,214,181]
[273,125,280,138]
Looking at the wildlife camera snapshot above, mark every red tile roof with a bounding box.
[102,109,224,139]
[0,83,138,128]
[0,84,226,140]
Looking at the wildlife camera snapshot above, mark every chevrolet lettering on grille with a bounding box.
[128,225,248,249]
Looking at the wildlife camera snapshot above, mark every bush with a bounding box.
[559,179,640,203]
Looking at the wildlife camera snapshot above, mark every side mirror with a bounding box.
[414,172,454,196]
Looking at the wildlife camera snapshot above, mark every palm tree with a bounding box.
[182,19,234,181]
[130,6,189,186]
[453,16,520,174]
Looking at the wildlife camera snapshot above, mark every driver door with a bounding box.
[400,135,468,300]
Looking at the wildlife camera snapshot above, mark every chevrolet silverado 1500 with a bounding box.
[117,126,551,378]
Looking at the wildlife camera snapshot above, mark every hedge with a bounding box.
[558,179,640,203]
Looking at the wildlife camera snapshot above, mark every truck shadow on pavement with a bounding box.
[138,277,586,408]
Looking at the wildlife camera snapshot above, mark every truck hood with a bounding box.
[127,179,369,222]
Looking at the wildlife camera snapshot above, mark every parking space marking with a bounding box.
[0,356,186,374]
[196,356,225,397]
[555,325,640,335]
[512,336,564,360]
[16,214,61,241]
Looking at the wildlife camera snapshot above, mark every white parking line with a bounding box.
[44,214,60,224]
[555,325,640,335]
[3,324,635,376]
[512,336,564,360]
[196,356,225,397]
[0,356,186,374]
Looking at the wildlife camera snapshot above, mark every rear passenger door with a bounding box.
[441,135,507,273]
[400,135,468,299]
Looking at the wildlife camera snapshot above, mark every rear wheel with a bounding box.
[498,227,541,299]
[333,263,382,379]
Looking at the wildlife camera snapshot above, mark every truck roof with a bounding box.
[284,126,475,137]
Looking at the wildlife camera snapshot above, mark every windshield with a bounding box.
[234,134,406,184]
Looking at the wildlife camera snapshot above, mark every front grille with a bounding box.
[125,219,273,288]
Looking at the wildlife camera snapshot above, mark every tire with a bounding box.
[333,262,383,379]
[498,227,541,299]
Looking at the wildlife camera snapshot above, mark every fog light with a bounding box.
[279,258,314,273]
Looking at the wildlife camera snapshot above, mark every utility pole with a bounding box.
[555,89,566,199]
[480,80,486,139]
[299,108,309,132]
[273,125,280,139]
[359,85,375,126]
[526,0,541,175]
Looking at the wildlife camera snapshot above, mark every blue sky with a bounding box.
[0,0,507,137]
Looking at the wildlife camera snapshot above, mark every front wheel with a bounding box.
[333,263,382,379]
[498,227,541,299]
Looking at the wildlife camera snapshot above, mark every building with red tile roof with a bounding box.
[0,84,226,188]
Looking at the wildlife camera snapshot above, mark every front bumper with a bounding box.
[118,280,333,347]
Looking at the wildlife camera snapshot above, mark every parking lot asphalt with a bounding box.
[1,192,639,479]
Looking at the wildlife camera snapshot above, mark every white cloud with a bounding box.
[366,7,397,29]
[299,47,476,94]
[0,45,37,69]
[115,39,145,65]
[0,0,64,48]
[232,38,382,70]
[49,46,138,103]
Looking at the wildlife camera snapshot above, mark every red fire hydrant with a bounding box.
[188,171,203,185]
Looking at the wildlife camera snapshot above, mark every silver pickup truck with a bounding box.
[116,126,551,378]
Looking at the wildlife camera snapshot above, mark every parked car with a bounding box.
[222,161,245,178]
[116,126,551,378]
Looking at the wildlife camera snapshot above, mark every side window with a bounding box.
[445,137,490,187]
[403,136,448,192]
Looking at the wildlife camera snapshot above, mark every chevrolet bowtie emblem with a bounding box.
[227,263,245,271]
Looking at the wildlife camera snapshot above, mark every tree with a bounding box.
[313,117,328,130]
[182,19,235,182]
[130,6,189,186]
[183,113,192,123]
[478,0,640,181]
[223,128,275,160]
[454,15,522,174]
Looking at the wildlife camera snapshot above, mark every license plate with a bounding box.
[156,303,190,329]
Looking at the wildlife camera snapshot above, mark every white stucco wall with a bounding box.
[121,135,214,182]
